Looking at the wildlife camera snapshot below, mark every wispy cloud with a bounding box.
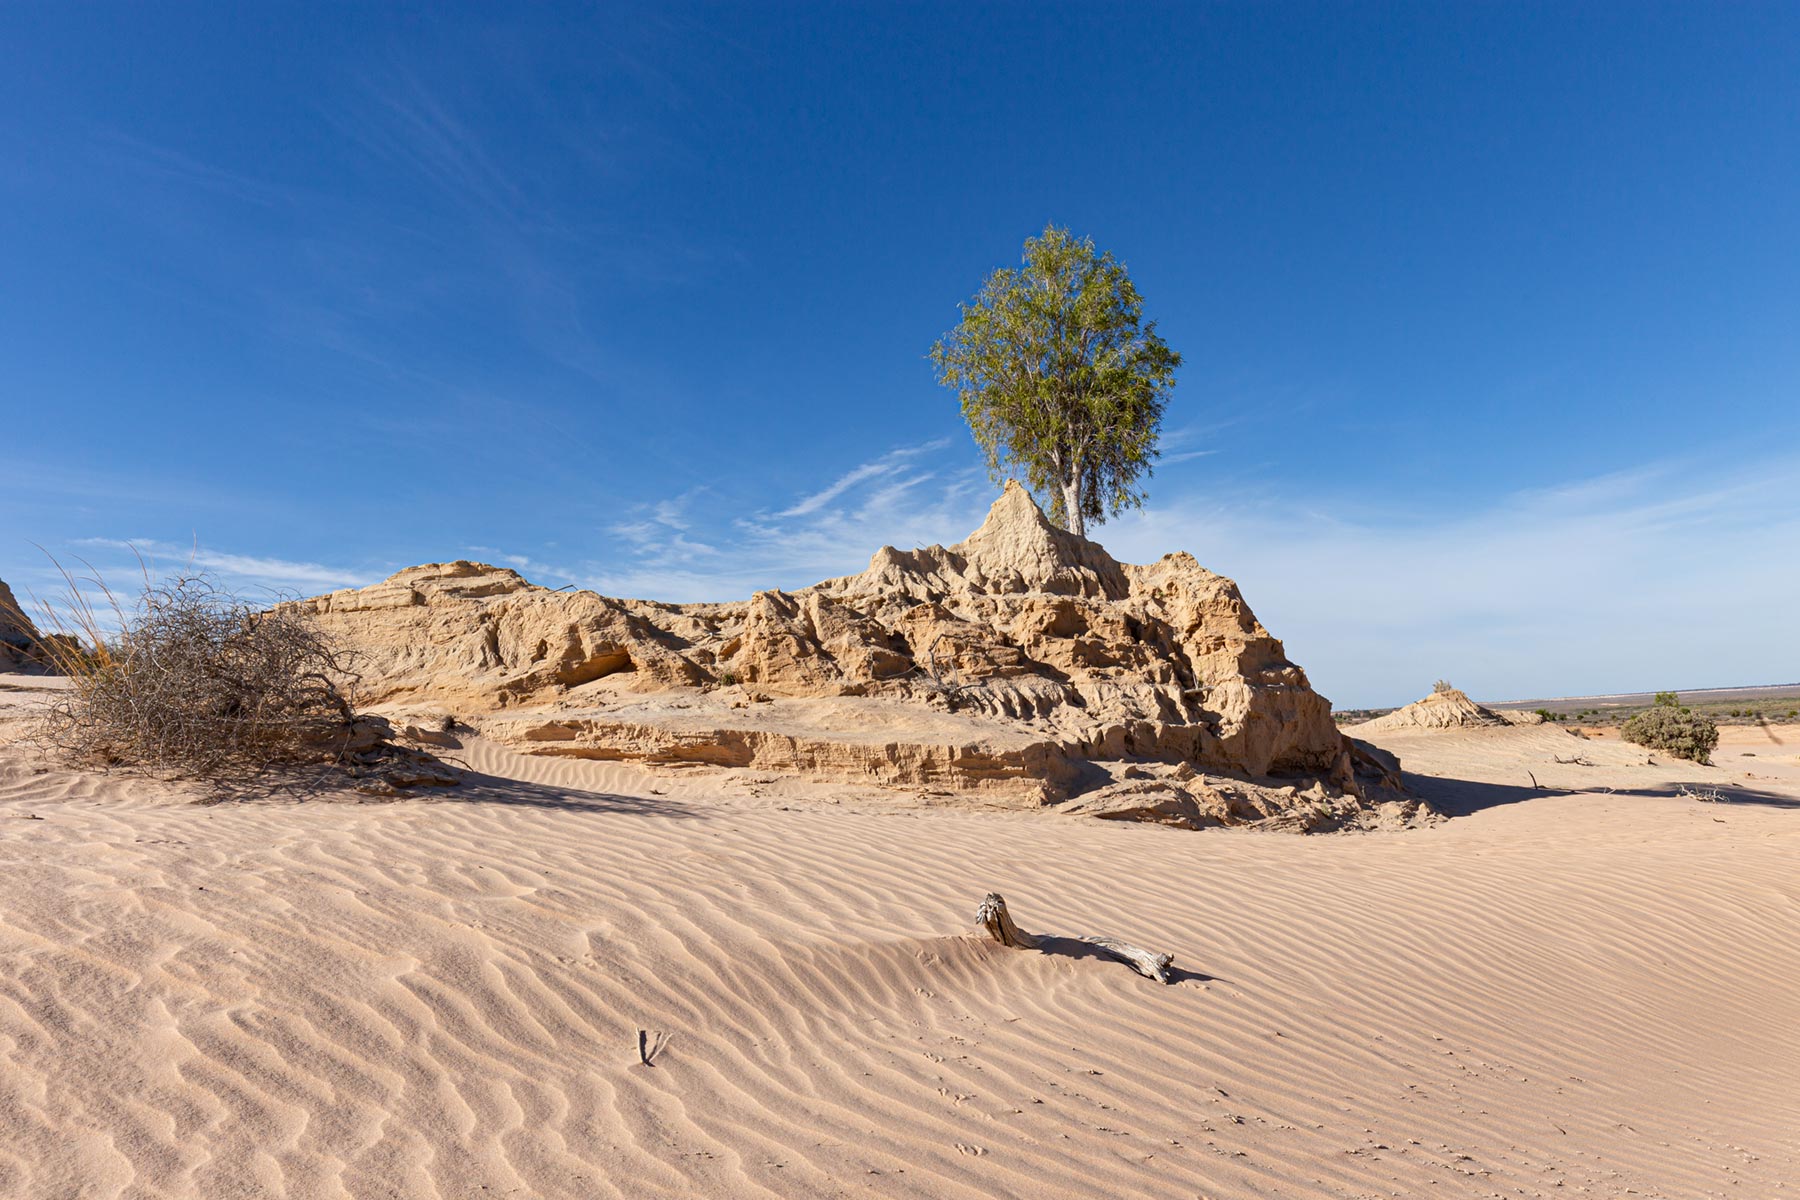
[778,460,903,518]
[776,439,953,517]
[73,539,375,592]
[95,131,311,211]
[1154,421,1225,467]
[651,498,691,529]
[344,67,532,224]
[564,440,986,600]
[609,487,717,561]
[610,523,718,560]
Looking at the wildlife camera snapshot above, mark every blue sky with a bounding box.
[3,3,1796,707]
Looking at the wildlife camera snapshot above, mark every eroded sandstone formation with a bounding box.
[0,579,45,672]
[298,483,1414,827]
[1353,684,1525,732]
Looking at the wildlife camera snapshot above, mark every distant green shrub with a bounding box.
[1653,691,1679,708]
[1622,706,1718,764]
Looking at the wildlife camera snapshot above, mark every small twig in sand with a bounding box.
[1552,755,1594,766]
[1676,784,1726,804]
[636,1029,671,1066]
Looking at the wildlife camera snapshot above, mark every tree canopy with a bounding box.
[930,225,1181,537]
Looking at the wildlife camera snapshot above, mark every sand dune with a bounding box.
[1,704,1796,1197]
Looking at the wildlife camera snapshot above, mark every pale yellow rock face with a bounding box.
[302,561,709,708]
[293,482,1355,799]
[0,579,44,671]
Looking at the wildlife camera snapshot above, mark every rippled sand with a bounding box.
[1,699,1795,1197]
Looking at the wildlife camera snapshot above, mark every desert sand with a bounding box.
[1,667,1795,1199]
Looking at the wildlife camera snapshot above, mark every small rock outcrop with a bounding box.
[1,579,46,672]
[296,483,1415,827]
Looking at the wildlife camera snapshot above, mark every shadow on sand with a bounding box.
[202,763,703,818]
[1410,773,1800,818]
[1027,933,1224,986]
[432,768,705,817]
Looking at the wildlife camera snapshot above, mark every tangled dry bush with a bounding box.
[1621,705,1718,764]
[30,568,363,779]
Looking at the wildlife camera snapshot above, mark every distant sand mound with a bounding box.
[1357,684,1510,731]
[293,483,1419,828]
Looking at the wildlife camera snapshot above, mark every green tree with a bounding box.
[930,225,1181,537]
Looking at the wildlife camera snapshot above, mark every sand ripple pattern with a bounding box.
[0,742,1796,1198]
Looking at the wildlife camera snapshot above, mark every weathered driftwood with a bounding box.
[976,892,1174,984]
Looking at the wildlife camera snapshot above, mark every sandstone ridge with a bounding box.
[299,483,1417,828]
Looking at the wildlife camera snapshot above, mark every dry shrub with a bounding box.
[25,562,361,779]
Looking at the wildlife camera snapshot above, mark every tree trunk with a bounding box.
[1060,476,1085,538]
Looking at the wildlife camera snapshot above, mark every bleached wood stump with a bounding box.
[976,892,1175,984]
